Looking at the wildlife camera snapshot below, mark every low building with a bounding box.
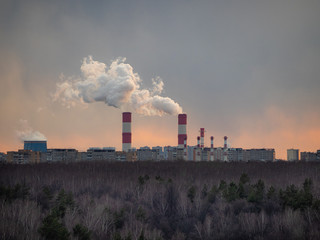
[243,149,275,162]
[47,149,78,163]
[228,148,244,162]
[136,147,162,161]
[164,146,176,160]
[137,147,153,161]
[301,152,318,162]
[187,146,196,161]
[86,147,116,161]
[126,151,137,162]
[0,152,6,163]
[152,146,164,160]
[77,152,89,161]
[176,148,185,161]
[7,150,41,164]
[115,151,127,161]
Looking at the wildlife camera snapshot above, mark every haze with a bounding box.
[1,0,320,159]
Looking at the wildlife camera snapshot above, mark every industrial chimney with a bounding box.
[223,136,228,161]
[200,128,205,148]
[178,114,187,148]
[122,112,132,152]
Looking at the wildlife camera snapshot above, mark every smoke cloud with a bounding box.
[53,56,183,116]
[16,119,47,141]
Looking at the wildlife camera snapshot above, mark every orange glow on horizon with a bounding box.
[1,106,319,160]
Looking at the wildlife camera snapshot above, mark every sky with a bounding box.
[0,0,319,159]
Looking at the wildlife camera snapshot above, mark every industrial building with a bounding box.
[24,140,47,152]
[190,130,229,162]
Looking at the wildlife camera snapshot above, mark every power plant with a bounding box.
[119,111,233,161]
[117,112,274,162]
[24,140,47,153]
[2,111,279,163]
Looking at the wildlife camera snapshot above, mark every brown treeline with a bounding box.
[1,161,320,240]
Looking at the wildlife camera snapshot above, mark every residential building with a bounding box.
[243,149,275,162]
[287,149,299,161]
[301,152,318,162]
[7,150,41,164]
[47,149,78,163]
[228,148,244,162]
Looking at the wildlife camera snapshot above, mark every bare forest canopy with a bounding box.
[1,161,320,240]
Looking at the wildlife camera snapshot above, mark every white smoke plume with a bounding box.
[16,119,47,141]
[53,56,183,116]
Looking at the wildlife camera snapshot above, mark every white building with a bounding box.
[287,149,299,161]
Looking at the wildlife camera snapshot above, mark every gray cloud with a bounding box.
[1,0,320,156]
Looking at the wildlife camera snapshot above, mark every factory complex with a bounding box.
[1,112,319,164]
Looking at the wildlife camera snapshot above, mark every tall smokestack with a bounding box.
[197,136,200,148]
[210,136,214,161]
[122,112,132,152]
[200,128,205,148]
[178,114,187,148]
[223,136,228,162]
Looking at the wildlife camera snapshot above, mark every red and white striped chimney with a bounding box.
[223,136,228,161]
[197,136,200,148]
[122,112,132,152]
[178,114,187,148]
[210,136,214,161]
[200,128,205,148]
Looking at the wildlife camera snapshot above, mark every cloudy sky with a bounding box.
[1,0,319,159]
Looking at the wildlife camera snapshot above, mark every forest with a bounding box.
[1,161,320,240]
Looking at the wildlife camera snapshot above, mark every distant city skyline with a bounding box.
[1,0,320,159]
